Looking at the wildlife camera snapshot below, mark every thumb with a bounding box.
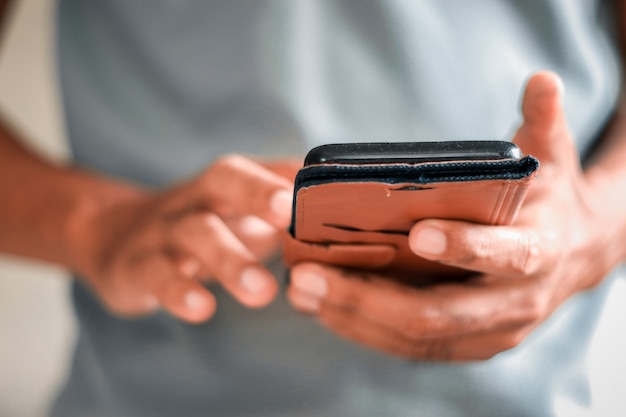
[513,71,573,166]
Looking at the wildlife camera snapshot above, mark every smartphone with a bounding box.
[284,141,538,281]
[304,141,523,165]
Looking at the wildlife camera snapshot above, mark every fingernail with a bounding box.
[289,290,321,312]
[239,215,274,237]
[291,267,327,298]
[269,189,293,223]
[411,226,447,255]
[185,290,208,311]
[240,267,269,293]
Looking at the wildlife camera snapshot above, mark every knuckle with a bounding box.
[453,231,492,266]
[209,154,277,213]
[523,296,546,323]
[466,332,529,362]
[449,312,479,332]
[325,270,370,311]
[493,330,530,355]
[452,234,483,265]
[473,349,501,361]
[318,307,354,331]
[401,316,427,341]
[211,153,244,172]
[504,330,528,350]
[421,341,453,361]
[202,154,247,190]
[168,211,195,232]
[173,212,219,241]
[335,288,363,311]
[198,211,222,230]
[511,233,541,275]
[515,286,548,323]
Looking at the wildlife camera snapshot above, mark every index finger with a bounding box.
[289,263,545,340]
[173,154,294,228]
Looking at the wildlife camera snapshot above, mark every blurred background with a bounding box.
[0,1,75,416]
[0,1,626,417]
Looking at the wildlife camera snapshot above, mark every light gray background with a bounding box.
[0,1,625,416]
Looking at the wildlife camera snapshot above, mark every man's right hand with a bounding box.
[75,155,296,323]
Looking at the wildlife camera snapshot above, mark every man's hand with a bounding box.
[287,72,623,361]
[76,155,298,323]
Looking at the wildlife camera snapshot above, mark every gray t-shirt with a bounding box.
[52,1,623,416]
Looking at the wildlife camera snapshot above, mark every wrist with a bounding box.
[571,174,626,292]
[64,171,152,282]
[584,170,626,263]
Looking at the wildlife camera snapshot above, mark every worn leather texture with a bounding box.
[284,157,539,282]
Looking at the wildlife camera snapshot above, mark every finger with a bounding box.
[170,212,279,308]
[288,262,544,340]
[171,255,215,282]
[512,71,575,167]
[408,219,545,276]
[95,279,160,319]
[258,158,302,182]
[305,300,533,361]
[129,252,217,323]
[226,215,281,260]
[176,154,294,228]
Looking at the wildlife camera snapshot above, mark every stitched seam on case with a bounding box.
[296,188,308,239]
[297,156,539,187]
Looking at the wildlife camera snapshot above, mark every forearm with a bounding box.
[584,1,626,260]
[583,100,626,265]
[0,120,146,273]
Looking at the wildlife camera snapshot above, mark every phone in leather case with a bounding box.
[284,141,539,283]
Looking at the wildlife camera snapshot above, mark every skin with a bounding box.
[0,121,300,322]
[0,0,301,324]
[288,72,626,361]
[1,0,626,360]
[286,3,626,360]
